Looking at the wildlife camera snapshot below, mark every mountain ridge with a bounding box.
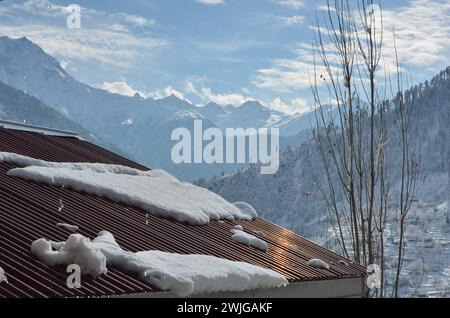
[0,35,320,180]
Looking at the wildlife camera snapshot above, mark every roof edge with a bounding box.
[0,120,80,138]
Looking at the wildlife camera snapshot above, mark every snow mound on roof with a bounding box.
[0,152,143,175]
[32,231,288,297]
[0,267,7,284]
[1,152,257,225]
[231,228,268,252]
[31,234,107,277]
[56,223,79,232]
[232,202,257,219]
[95,231,286,296]
[308,258,330,269]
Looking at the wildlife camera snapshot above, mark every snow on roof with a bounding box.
[0,152,257,225]
[32,231,288,297]
[338,259,349,266]
[0,128,367,298]
[308,258,330,270]
[231,227,268,252]
[0,267,7,284]
[232,202,257,219]
[56,223,79,232]
[31,234,107,278]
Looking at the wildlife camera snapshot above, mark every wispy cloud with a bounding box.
[109,24,130,33]
[185,79,308,114]
[280,15,305,26]
[148,86,188,101]
[252,49,320,92]
[381,0,450,68]
[273,0,305,10]
[0,25,167,68]
[0,0,166,68]
[253,0,450,92]
[99,81,146,97]
[112,12,156,27]
[269,97,311,114]
[200,88,251,106]
[195,0,224,5]
[185,80,252,106]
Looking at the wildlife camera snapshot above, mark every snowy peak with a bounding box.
[158,94,192,110]
[0,36,316,180]
[0,36,68,80]
[239,100,266,110]
[173,109,204,120]
[216,100,282,130]
[194,102,230,125]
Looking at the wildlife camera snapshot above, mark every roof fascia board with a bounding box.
[114,277,366,298]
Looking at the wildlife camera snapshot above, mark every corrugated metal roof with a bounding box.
[0,127,366,298]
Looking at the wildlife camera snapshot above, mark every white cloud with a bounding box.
[196,0,224,5]
[109,24,129,32]
[273,0,305,10]
[112,13,156,27]
[185,80,252,106]
[184,79,309,114]
[290,97,310,113]
[200,88,251,106]
[254,0,450,92]
[380,0,450,68]
[252,57,319,92]
[0,25,167,69]
[19,0,71,17]
[281,15,305,26]
[6,0,157,27]
[269,97,310,114]
[100,81,145,97]
[148,86,188,101]
[0,0,165,68]
[316,4,336,12]
[184,80,199,95]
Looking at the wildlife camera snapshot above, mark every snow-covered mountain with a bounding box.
[0,36,318,180]
[216,101,283,130]
[0,80,123,154]
[199,67,450,297]
[194,102,230,125]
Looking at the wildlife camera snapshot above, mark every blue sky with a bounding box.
[0,0,449,114]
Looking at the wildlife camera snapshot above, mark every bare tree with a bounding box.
[391,37,419,297]
[311,0,418,297]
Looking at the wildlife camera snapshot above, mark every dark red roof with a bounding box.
[0,127,366,298]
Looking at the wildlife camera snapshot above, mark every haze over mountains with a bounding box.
[0,36,320,180]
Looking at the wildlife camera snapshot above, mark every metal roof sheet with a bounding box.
[0,127,366,298]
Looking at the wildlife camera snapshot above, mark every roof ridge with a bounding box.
[0,120,80,138]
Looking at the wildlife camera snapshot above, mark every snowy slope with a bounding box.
[201,67,450,297]
[216,101,282,130]
[0,80,123,154]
